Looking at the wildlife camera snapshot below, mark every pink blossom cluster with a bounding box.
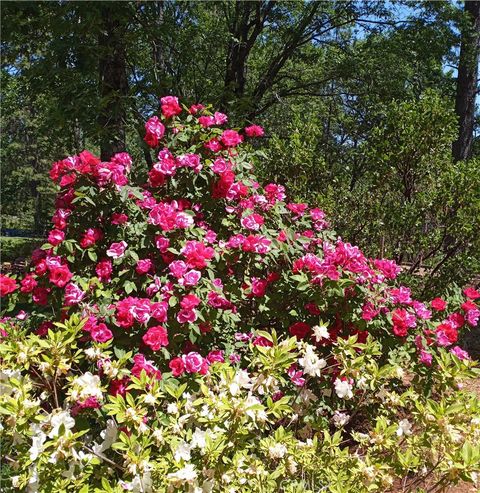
[1,95,478,412]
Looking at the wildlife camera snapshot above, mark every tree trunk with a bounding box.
[222,1,273,111]
[97,4,128,162]
[452,0,480,162]
[152,1,167,92]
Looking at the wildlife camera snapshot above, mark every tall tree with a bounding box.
[97,3,129,161]
[452,0,480,162]
[222,1,274,106]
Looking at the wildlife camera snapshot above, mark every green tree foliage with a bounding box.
[0,0,478,293]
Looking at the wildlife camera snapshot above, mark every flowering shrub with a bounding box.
[0,97,479,492]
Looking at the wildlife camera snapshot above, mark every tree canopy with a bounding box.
[1,0,479,294]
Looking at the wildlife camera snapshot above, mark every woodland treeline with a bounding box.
[1,0,479,294]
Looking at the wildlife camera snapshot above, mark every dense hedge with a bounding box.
[0,237,43,263]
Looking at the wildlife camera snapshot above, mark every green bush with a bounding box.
[0,237,43,263]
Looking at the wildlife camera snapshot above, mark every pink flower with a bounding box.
[390,286,412,305]
[131,299,151,324]
[362,302,380,321]
[214,112,228,125]
[131,353,162,380]
[181,240,215,269]
[264,183,286,203]
[287,202,307,217]
[466,309,479,327]
[96,259,113,283]
[310,208,325,221]
[207,291,233,310]
[198,115,215,127]
[212,158,231,174]
[142,325,168,351]
[80,228,103,249]
[463,287,480,300]
[154,149,176,176]
[169,260,188,278]
[169,357,185,377]
[288,365,305,387]
[20,275,37,293]
[448,312,465,328]
[241,213,264,231]
[0,275,17,297]
[206,350,224,364]
[49,265,73,288]
[188,103,205,114]
[204,138,223,153]
[180,293,201,310]
[184,352,204,373]
[155,236,170,253]
[48,229,65,246]
[435,321,458,346]
[161,96,182,118]
[220,129,243,147]
[391,308,416,337]
[450,346,470,360]
[177,153,202,173]
[373,259,401,280]
[250,277,268,297]
[229,353,241,364]
[106,241,127,259]
[136,259,153,275]
[52,208,71,230]
[182,269,201,286]
[420,350,432,366]
[177,309,198,324]
[413,301,432,320]
[242,234,271,254]
[244,125,264,137]
[46,255,63,269]
[111,213,129,225]
[144,116,165,147]
[151,301,168,322]
[91,323,113,343]
[64,282,85,306]
[115,297,145,328]
[148,202,187,231]
[431,297,447,311]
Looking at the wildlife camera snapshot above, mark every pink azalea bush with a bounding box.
[0,97,479,492]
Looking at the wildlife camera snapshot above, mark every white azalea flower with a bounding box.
[191,428,207,450]
[333,411,350,428]
[396,419,413,437]
[70,372,103,402]
[233,369,252,389]
[167,463,198,483]
[167,402,179,414]
[48,411,75,438]
[299,345,326,377]
[268,443,287,459]
[312,324,330,342]
[174,440,192,462]
[334,378,353,399]
[29,432,47,461]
